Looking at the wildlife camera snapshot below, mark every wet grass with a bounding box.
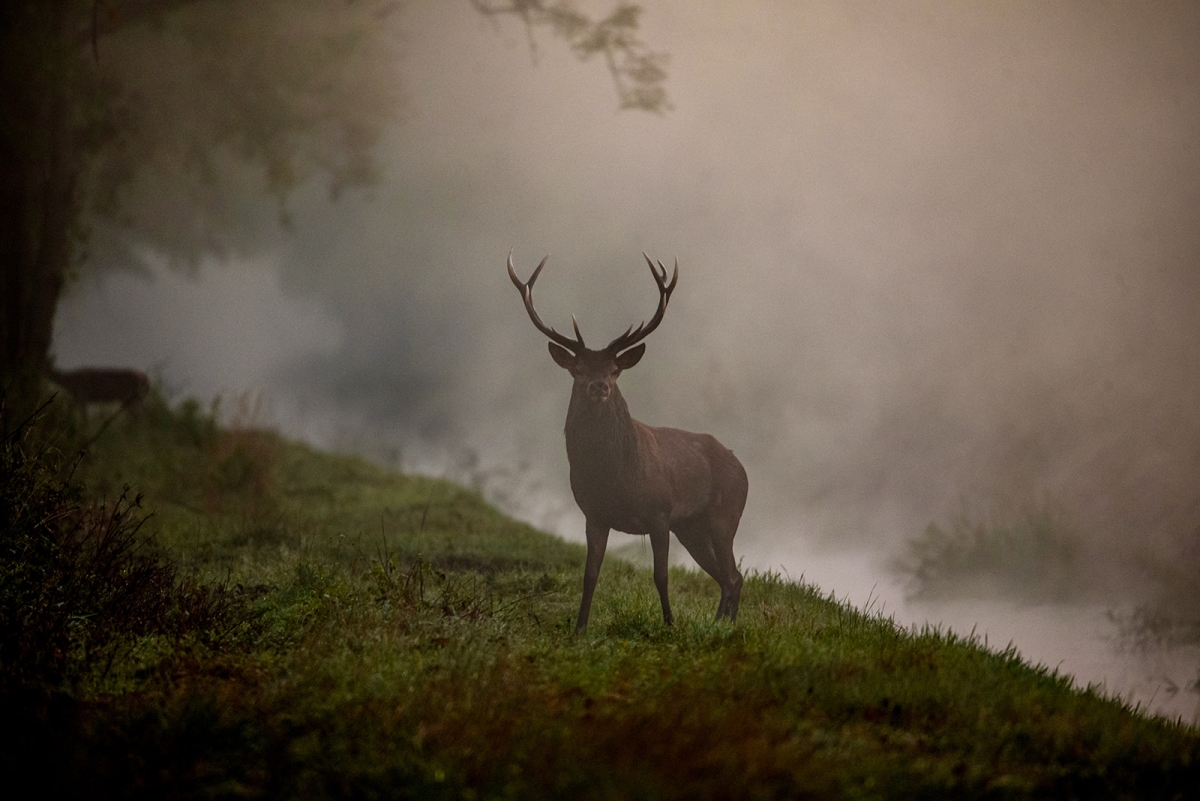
[3,394,1198,798]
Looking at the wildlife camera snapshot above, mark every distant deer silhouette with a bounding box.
[508,251,748,634]
[46,367,150,421]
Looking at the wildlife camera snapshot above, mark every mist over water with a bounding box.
[53,1,1200,720]
[761,543,1200,724]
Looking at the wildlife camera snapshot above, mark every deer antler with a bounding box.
[604,252,678,354]
[507,250,587,353]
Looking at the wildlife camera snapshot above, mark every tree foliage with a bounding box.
[471,0,670,113]
[82,0,407,262]
[0,0,668,384]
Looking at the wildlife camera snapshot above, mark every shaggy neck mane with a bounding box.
[564,385,640,477]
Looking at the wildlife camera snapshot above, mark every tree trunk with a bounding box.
[0,3,81,388]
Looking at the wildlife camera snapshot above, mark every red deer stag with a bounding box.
[508,251,748,634]
[46,367,150,420]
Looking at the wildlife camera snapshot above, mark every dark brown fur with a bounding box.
[509,252,748,634]
[46,367,150,417]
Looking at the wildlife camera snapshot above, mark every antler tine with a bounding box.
[604,253,679,354]
[571,315,586,346]
[505,247,527,291]
[652,255,679,294]
[507,250,586,352]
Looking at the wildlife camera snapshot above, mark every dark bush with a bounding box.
[0,397,245,696]
[894,501,1082,602]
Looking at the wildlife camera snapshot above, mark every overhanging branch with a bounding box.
[470,0,670,112]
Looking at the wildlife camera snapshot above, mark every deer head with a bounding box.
[507,250,678,405]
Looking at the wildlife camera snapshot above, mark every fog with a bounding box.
[53,1,1200,720]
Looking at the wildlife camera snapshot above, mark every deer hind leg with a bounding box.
[672,520,725,615]
[674,518,741,622]
[711,453,748,622]
[673,522,721,581]
[712,527,743,622]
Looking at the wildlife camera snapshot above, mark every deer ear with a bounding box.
[548,341,576,369]
[615,344,645,370]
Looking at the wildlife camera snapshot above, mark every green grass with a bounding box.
[3,394,1198,799]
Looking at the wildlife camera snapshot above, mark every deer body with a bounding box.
[509,252,748,634]
[566,398,727,535]
[46,367,150,418]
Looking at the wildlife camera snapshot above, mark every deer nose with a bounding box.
[586,380,610,401]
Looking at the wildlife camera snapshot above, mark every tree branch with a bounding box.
[469,0,670,112]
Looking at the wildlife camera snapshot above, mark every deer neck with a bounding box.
[564,384,640,477]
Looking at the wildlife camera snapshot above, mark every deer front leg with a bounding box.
[576,519,610,635]
[649,524,674,626]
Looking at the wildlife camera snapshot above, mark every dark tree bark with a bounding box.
[0,2,81,387]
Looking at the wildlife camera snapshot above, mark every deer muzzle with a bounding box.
[586,379,612,403]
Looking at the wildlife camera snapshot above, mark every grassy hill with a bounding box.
[3,394,1198,799]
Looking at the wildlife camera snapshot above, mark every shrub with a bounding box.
[894,501,1082,602]
[0,398,244,695]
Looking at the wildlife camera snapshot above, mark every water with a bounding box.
[757,544,1200,725]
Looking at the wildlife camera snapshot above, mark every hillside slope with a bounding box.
[3,396,1197,799]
